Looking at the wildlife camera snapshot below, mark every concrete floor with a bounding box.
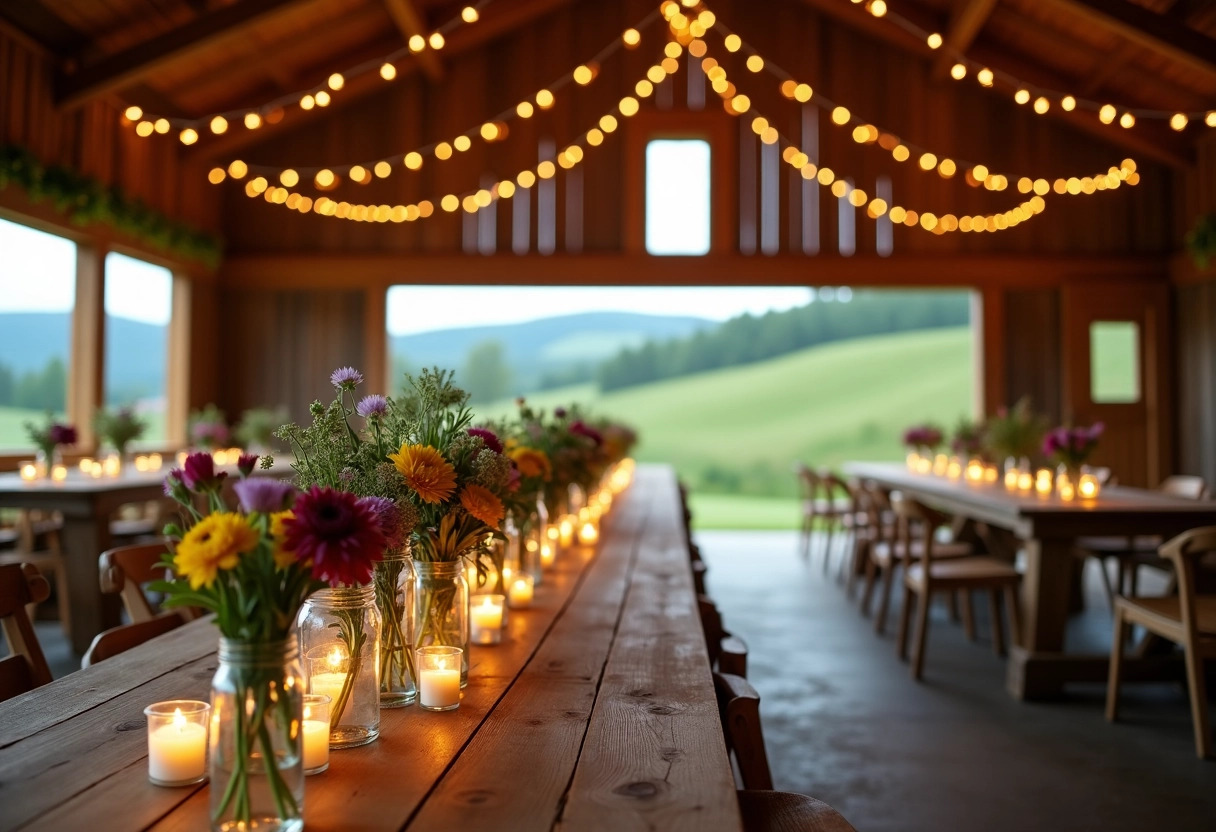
[695,530,1216,832]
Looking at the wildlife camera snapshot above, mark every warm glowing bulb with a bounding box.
[228,159,248,178]
[380,62,397,81]
[794,83,812,102]
[938,158,956,177]
[1033,96,1049,114]
[374,161,392,178]
[429,32,445,49]
[538,160,556,179]
[124,106,143,121]
[927,32,942,49]
[516,101,534,118]
[918,152,937,170]
[480,122,498,141]
[315,169,335,188]
[327,72,344,91]
[210,115,228,134]
[950,63,967,80]
[619,96,640,116]
[599,113,619,132]
[435,142,453,160]
[746,55,764,72]
[300,94,315,110]
[135,120,154,137]
[1119,111,1135,128]
[892,144,910,162]
[1205,111,1216,127]
[409,34,425,51]
[207,167,225,184]
[1099,104,1116,124]
[280,169,299,187]
[314,90,330,107]
[1014,89,1030,105]
[831,106,850,125]
[972,164,989,181]
[724,33,741,52]
[517,170,536,188]
[154,118,170,134]
[454,135,471,152]
[179,128,198,145]
[623,28,641,47]
[574,64,594,85]
[1170,112,1188,131]
[441,194,459,212]
[461,5,478,23]
[869,0,887,16]
[730,95,750,114]
[536,89,555,109]
[1060,95,1076,111]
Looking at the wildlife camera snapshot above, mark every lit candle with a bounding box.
[932,453,949,476]
[1017,471,1034,492]
[149,452,163,471]
[19,463,37,482]
[102,454,121,478]
[417,647,462,711]
[984,464,999,484]
[946,457,963,480]
[90,461,103,478]
[134,455,149,472]
[1058,479,1076,501]
[470,594,505,645]
[508,576,534,609]
[213,449,228,465]
[1078,473,1101,500]
[915,456,933,475]
[559,517,575,547]
[302,695,330,774]
[78,457,93,474]
[308,646,350,710]
[51,464,67,483]
[1004,468,1019,491]
[176,451,188,466]
[578,522,599,545]
[1034,469,1053,497]
[906,451,921,471]
[540,542,555,569]
[144,701,209,786]
[964,459,985,483]
[546,525,560,544]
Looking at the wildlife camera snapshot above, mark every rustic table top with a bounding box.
[0,464,742,832]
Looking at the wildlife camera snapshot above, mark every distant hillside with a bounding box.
[390,311,711,391]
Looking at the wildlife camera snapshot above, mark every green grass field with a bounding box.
[0,405,166,451]
[486,326,975,527]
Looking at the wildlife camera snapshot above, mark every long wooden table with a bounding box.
[0,465,743,832]
[843,462,1216,700]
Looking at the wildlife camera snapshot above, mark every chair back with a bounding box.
[713,672,774,790]
[82,613,187,668]
[99,539,181,623]
[1158,527,1216,637]
[892,495,949,570]
[0,562,53,702]
[1158,476,1210,501]
[794,464,818,502]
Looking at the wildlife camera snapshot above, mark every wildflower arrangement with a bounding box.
[94,406,146,455]
[950,418,986,459]
[188,403,230,449]
[24,414,77,461]
[152,453,386,829]
[235,406,289,451]
[902,424,944,453]
[597,419,639,466]
[984,397,1049,462]
[1043,422,1104,471]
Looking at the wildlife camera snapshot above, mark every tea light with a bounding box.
[1016,471,1034,492]
[1034,469,1054,497]
[559,517,575,547]
[546,525,560,544]
[946,457,963,480]
[144,700,209,786]
[915,455,933,475]
[964,459,985,483]
[212,449,229,465]
[578,522,599,545]
[471,594,505,645]
[302,694,331,774]
[932,453,949,476]
[77,457,93,473]
[308,646,351,713]
[540,542,556,569]
[1078,473,1101,500]
[19,462,37,482]
[89,460,103,478]
[1058,477,1076,501]
[906,451,921,471]
[149,452,164,471]
[51,464,67,483]
[176,451,188,466]
[134,455,149,472]
[508,575,534,609]
[102,454,121,478]
[416,646,462,711]
[1003,468,1019,491]
[984,464,999,484]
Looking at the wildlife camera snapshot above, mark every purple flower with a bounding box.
[237,453,259,477]
[554,407,567,419]
[49,424,78,446]
[182,452,227,492]
[282,487,386,586]
[163,469,188,500]
[356,394,388,418]
[467,427,503,454]
[570,420,603,446]
[330,366,363,390]
[191,421,229,447]
[357,495,407,551]
[234,477,296,514]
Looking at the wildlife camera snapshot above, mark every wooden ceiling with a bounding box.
[1,0,1213,167]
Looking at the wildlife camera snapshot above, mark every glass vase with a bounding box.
[373,547,416,707]
[298,585,381,749]
[209,638,305,832]
[413,560,470,688]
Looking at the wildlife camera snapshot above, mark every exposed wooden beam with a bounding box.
[383,0,443,82]
[797,0,939,56]
[931,0,999,80]
[219,252,1170,291]
[1080,0,1189,97]
[55,0,325,109]
[1040,0,1216,86]
[186,0,574,161]
[0,0,89,57]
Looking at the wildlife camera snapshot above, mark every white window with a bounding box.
[645,139,711,255]
[104,252,173,441]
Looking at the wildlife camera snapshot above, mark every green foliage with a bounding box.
[1185,212,1216,270]
[0,357,66,411]
[460,340,511,404]
[984,397,1049,462]
[94,406,147,453]
[0,144,221,267]
[596,290,970,391]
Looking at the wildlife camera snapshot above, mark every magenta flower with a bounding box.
[330,366,363,390]
[357,495,407,551]
[49,424,78,446]
[234,478,296,514]
[570,420,603,446]
[182,452,227,492]
[554,407,567,419]
[282,487,385,586]
[467,427,503,454]
[355,395,388,418]
[237,453,259,477]
[903,425,944,449]
[191,421,230,447]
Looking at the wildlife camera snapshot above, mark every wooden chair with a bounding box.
[81,612,186,668]
[893,497,1023,680]
[699,594,749,678]
[98,539,188,623]
[0,562,53,703]
[794,464,819,560]
[737,791,858,832]
[817,472,857,578]
[1106,526,1216,759]
[0,510,70,636]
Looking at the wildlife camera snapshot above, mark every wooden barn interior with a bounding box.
[1,1,1216,830]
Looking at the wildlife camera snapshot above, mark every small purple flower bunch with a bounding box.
[902,424,944,452]
[24,415,78,461]
[189,404,230,450]
[1042,422,1104,469]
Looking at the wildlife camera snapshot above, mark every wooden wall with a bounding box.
[1176,279,1216,487]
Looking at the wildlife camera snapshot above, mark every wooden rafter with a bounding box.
[931,0,999,80]
[383,0,444,82]
[1039,0,1216,86]
[55,0,325,109]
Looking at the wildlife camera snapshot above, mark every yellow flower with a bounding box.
[460,483,505,528]
[174,512,259,590]
[389,443,457,504]
[269,510,298,569]
[508,446,552,480]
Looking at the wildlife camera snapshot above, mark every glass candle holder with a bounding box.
[19,462,37,482]
[540,541,556,570]
[946,456,963,480]
[144,700,209,786]
[77,457,94,474]
[932,453,949,476]
[301,695,331,775]
[470,594,505,645]
[416,646,463,711]
[51,464,67,483]
[1078,473,1101,500]
[578,521,599,545]
[1034,469,1054,497]
[507,574,535,609]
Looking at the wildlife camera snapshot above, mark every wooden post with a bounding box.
[69,243,106,451]
[166,274,193,446]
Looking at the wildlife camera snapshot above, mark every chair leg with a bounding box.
[875,562,896,635]
[1128,564,1139,598]
[860,555,878,616]
[1005,584,1023,650]
[822,522,835,575]
[846,538,865,599]
[1093,556,1117,612]
[1182,641,1212,759]
[1106,607,1129,722]
[896,582,914,661]
[800,515,813,559]
[911,587,932,680]
[54,561,72,638]
[947,590,960,621]
[960,591,977,642]
[988,588,1005,657]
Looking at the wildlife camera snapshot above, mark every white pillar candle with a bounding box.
[508,576,534,609]
[559,517,575,547]
[416,648,462,711]
[540,542,556,569]
[302,719,329,771]
[144,701,209,786]
[470,595,504,645]
[308,672,347,709]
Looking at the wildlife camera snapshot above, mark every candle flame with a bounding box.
[304,705,312,720]
[327,647,344,668]
[172,707,186,732]
[438,657,447,671]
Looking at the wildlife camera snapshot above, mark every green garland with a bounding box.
[0,144,222,268]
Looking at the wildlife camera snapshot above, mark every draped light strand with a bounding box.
[205,9,663,190]
[695,2,1142,196]
[849,0,1216,131]
[122,1,496,146]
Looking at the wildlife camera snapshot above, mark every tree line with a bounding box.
[0,358,66,412]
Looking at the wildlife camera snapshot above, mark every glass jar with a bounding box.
[209,638,304,832]
[373,548,416,707]
[413,560,470,688]
[298,585,381,749]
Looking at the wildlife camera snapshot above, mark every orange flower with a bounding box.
[269,510,299,568]
[460,483,505,528]
[389,443,457,503]
[508,446,552,480]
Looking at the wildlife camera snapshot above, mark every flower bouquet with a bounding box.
[1043,422,1104,474]
[94,406,146,456]
[902,424,944,454]
[152,453,383,831]
[950,418,986,460]
[276,367,419,711]
[189,403,230,450]
[24,414,76,474]
[984,397,1049,464]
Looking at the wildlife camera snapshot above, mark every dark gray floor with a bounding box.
[695,530,1216,832]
